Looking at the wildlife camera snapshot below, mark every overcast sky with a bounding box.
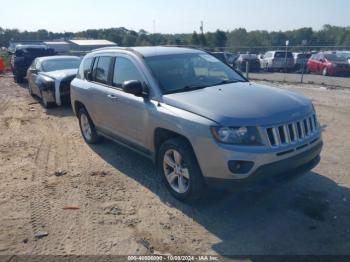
[1,0,349,33]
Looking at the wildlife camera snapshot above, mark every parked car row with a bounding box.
[211,50,350,76]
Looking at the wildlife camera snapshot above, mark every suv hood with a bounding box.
[163,82,313,126]
[41,69,77,80]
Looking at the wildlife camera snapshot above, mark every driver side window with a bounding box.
[112,57,144,87]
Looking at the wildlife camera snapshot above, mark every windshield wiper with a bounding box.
[172,84,209,93]
[209,79,247,87]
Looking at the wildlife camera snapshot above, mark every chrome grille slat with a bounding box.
[284,125,291,144]
[272,127,281,146]
[292,123,298,141]
[300,121,305,138]
[265,114,319,147]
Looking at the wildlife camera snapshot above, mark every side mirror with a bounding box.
[122,80,146,97]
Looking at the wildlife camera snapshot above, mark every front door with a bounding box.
[107,56,153,150]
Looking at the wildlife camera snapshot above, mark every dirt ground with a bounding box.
[0,75,350,258]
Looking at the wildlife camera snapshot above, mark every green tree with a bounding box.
[191,31,200,45]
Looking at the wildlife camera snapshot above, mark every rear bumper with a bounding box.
[204,141,322,188]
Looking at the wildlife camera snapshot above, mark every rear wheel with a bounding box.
[157,138,205,201]
[78,107,100,144]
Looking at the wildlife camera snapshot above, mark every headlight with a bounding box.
[332,63,337,68]
[211,126,263,145]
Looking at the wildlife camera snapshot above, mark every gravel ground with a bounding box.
[249,72,350,89]
[0,75,350,258]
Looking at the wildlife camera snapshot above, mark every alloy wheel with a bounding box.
[163,149,190,194]
[80,113,92,141]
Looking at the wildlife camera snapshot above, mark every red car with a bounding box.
[307,52,350,76]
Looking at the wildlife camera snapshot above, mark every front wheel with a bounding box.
[41,92,53,108]
[157,138,205,201]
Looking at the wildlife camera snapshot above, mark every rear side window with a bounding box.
[93,56,112,84]
[113,57,143,87]
[83,58,93,79]
[274,52,293,58]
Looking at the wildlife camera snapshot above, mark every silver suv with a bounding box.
[260,51,295,71]
[71,47,323,200]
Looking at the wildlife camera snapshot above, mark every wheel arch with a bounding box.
[153,128,194,160]
[73,100,86,117]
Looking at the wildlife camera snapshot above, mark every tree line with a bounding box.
[1,24,349,52]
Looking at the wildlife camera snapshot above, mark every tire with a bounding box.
[157,137,205,201]
[322,67,328,76]
[78,107,100,144]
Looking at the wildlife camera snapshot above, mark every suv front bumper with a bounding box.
[194,133,323,184]
[204,141,322,188]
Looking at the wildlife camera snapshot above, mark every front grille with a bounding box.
[265,114,319,147]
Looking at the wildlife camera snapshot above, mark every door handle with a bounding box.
[107,94,118,100]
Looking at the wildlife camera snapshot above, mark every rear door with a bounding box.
[87,56,117,133]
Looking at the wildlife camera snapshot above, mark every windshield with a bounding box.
[145,53,247,94]
[42,58,81,72]
[325,54,347,62]
[16,48,54,58]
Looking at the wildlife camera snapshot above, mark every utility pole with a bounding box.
[283,40,289,82]
[200,21,204,35]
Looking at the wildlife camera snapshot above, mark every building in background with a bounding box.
[43,41,70,54]
[68,39,117,53]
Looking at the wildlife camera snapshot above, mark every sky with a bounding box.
[1,0,349,34]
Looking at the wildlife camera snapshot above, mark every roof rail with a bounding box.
[91,46,145,58]
[160,45,208,52]
[92,46,131,52]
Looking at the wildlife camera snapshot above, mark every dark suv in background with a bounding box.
[9,44,55,82]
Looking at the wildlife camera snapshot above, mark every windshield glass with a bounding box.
[16,48,54,58]
[325,54,347,62]
[42,58,81,72]
[145,53,246,94]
